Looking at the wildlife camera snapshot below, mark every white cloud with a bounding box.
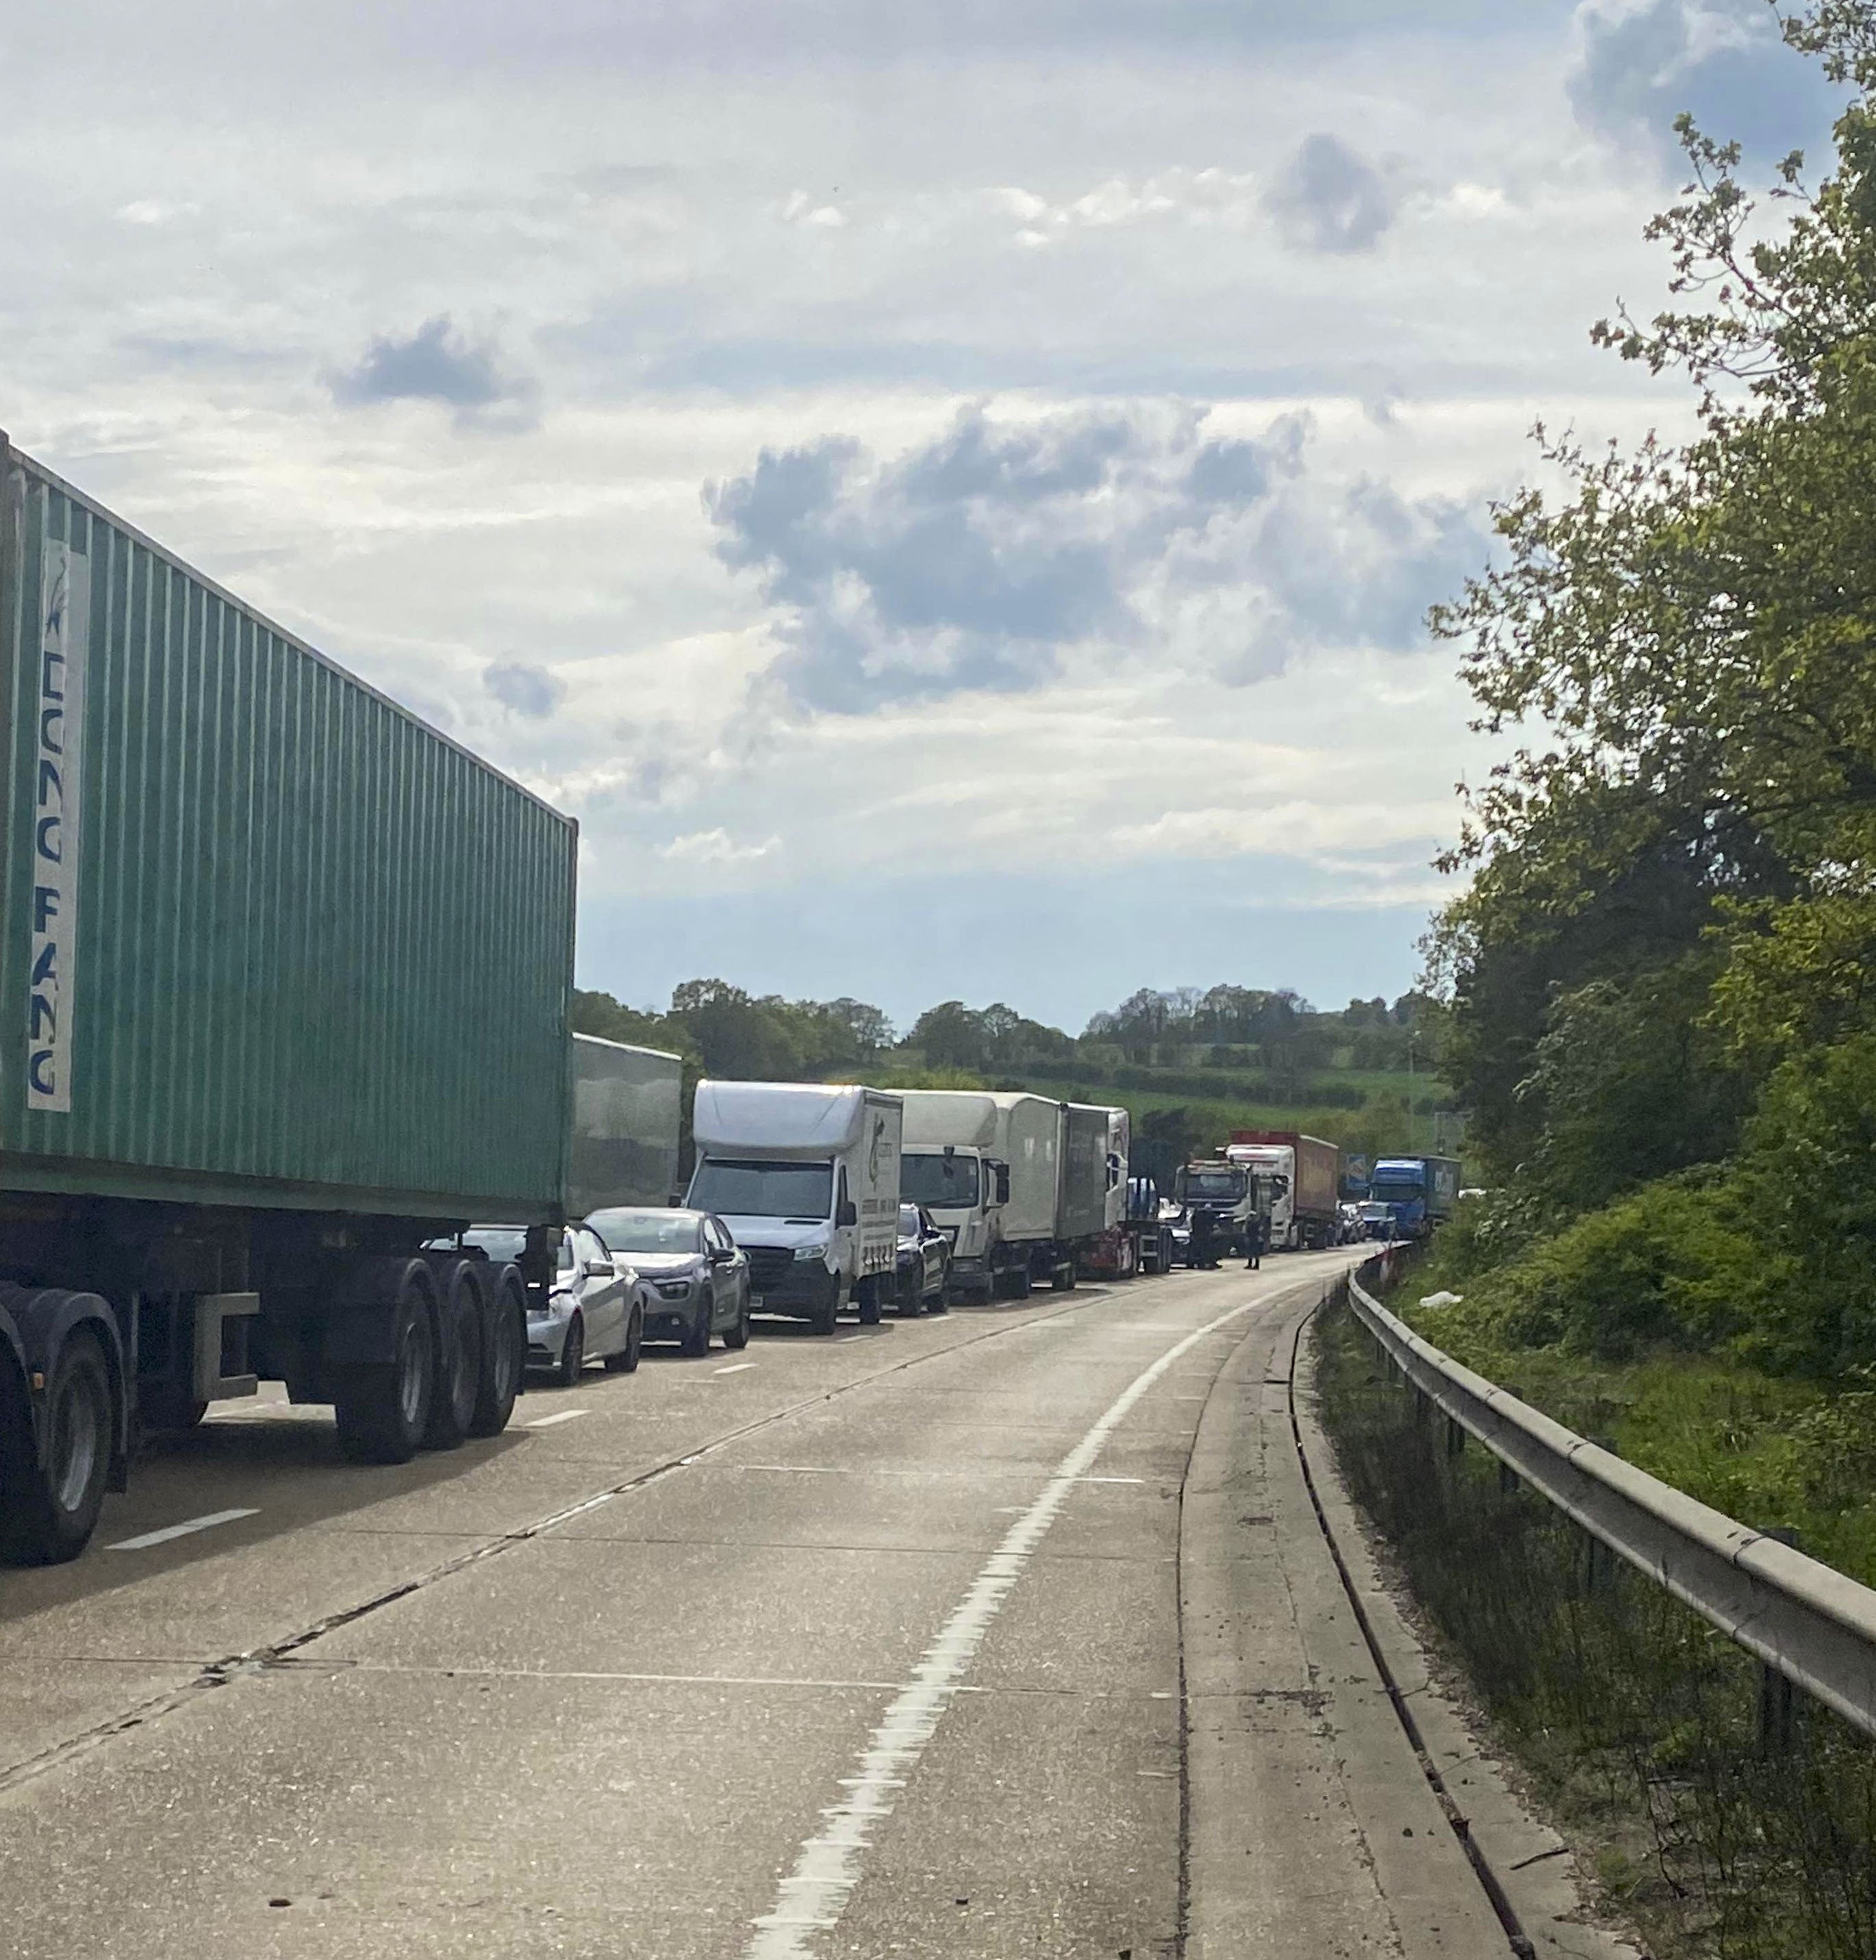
[0,0,1730,1017]
[660,827,781,866]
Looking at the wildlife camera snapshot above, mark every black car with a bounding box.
[894,1204,952,1317]
[583,1207,752,1355]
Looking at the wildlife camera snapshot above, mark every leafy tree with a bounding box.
[1428,1,1876,1201]
[909,1000,987,1071]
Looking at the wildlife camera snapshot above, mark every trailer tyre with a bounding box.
[1052,1260,1077,1293]
[423,1261,483,1451]
[0,1329,113,1566]
[468,1269,524,1438]
[335,1273,437,1466]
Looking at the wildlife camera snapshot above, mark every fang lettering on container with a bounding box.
[27,538,86,1114]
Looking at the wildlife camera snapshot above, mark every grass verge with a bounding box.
[1312,1284,1876,1960]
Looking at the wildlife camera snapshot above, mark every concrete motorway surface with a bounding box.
[0,1253,1588,1960]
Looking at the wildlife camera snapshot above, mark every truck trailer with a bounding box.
[568,1034,683,1216]
[687,1082,902,1332]
[1226,1132,1342,1251]
[0,438,576,1564]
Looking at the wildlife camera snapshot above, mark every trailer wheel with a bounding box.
[469,1269,524,1438]
[335,1271,436,1466]
[423,1260,483,1451]
[1052,1260,1077,1293]
[0,1329,113,1566]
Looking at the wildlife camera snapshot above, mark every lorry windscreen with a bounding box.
[1371,1171,1425,1195]
[900,1152,981,1210]
[690,1158,834,1219]
[1182,1172,1245,1199]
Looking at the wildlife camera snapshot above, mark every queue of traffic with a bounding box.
[0,390,1145,1587]
[0,440,1445,1569]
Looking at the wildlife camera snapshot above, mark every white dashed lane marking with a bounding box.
[526,1409,588,1429]
[107,1508,258,1552]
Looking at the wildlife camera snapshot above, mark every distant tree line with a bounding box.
[572,980,1441,1086]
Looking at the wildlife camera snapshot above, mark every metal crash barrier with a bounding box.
[1345,1262,1876,1742]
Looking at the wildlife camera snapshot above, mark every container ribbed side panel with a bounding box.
[0,453,574,1219]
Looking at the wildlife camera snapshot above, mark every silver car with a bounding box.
[464,1225,647,1386]
[584,1207,752,1356]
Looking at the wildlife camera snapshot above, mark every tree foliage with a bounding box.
[1422,1,1876,1376]
[1430,0,1876,1212]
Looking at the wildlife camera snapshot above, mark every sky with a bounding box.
[0,0,1841,1032]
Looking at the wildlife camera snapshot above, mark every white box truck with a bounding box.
[898,1090,1063,1301]
[898,1093,1123,1299]
[686,1082,903,1333]
[568,1034,683,1216]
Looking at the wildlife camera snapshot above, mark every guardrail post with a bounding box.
[1758,1528,1801,1755]
[1445,1416,1466,1460]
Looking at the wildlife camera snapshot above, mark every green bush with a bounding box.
[1419,1173,1764,1363]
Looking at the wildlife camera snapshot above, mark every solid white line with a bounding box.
[741,1292,1263,1958]
[714,1362,759,1376]
[107,1508,258,1552]
[526,1409,588,1429]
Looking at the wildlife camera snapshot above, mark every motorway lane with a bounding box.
[0,1251,1510,1959]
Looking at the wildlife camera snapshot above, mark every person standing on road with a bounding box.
[1244,1209,1263,1271]
[1189,1207,1217,1269]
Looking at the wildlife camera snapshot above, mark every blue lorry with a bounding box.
[1367,1156,1462,1239]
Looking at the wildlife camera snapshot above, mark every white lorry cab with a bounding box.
[686,1082,903,1333]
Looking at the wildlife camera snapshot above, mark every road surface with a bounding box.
[0,1254,1587,1959]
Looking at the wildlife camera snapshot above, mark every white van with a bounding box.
[687,1082,904,1333]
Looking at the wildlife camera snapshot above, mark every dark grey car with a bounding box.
[584,1208,752,1356]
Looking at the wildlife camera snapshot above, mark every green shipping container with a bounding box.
[0,437,576,1223]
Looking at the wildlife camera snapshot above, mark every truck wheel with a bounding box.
[1006,1265,1032,1301]
[423,1260,483,1451]
[335,1275,437,1466]
[469,1269,524,1437]
[0,1330,113,1566]
[1052,1260,1077,1293]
